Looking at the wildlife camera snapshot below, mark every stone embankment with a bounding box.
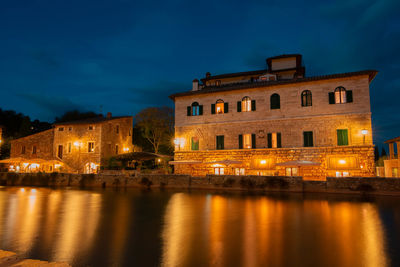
[1,172,400,195]
[0,250,70,267]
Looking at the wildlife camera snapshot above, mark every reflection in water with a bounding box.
[0,188,397,266]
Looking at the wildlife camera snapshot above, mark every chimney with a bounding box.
[192,79,199,91]
[206,72,211,78]
[107,112,112,118]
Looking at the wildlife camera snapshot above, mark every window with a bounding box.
[32,146,37,155]
[58,127,64,131]
[329,86,353,104]
[286,167,298,176]
[216,135,224,150]
[301,90,312,107]
[337,129,349,146]
[88,125,94,130]
[336,171,350,177]
[270,94,280,109]
[241,96,252,112]
[115,145,119,155]
[267,132,282,148]
[21,146,26,154]
[58,145,63,159]
[187,102,203,116]
[116,125,119,134]
[235,168,245,175]
[212,100,228,114]
[191,137,199,151]
[303,131,313,147]
[68,142,71,153]
[68,127,72,131]
[239,134,256,149]
[129,129,132,136]
[215,80,221,86]
[392,168,398,178]
[214,167,224,175]
[88,142,95,152]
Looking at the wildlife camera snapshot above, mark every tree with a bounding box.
[374,146,380,161]
[381,147,387,157]
[134,107,174,154]
[54,110,100,123]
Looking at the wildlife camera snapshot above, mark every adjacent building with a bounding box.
[384,137,399,177]
[170,54,377,179]
[3,113,133,173]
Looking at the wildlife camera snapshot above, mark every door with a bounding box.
[58,145,63,159]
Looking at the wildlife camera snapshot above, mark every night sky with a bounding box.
[0,0,399,146]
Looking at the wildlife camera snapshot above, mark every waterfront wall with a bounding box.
[0,172,400,195]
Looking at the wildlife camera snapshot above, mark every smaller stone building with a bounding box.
[2,113,133,173]
[384,136,400,177]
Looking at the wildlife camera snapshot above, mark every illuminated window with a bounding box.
[267,132,282,148]
[285,167,298,176]
[216,99,224,114]
[336,171,350,177]
[88,142,95,152]
[235,168,245,175]
[214,167,224,175]
[303,131,313,147]
[32,146,37,154]
[215,80,221,86]
[242,96,252,112]
[188,102,203,116]
[335,86,346,103]
[392,168,398,178]
[337,129,349,146]
[191,137,199,151]
[301,90,312,107]
[239,134,256,149]
[243,134,251,149]
[270,94,280,109]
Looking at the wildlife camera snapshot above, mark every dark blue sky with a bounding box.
[0,0,399,146]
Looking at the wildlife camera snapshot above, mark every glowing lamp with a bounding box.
[339,159,346,165]
[361,129,368,135]
[260,160,267,165]
[73,141,80,147]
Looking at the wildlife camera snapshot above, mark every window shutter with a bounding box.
[221,136,224,149]
[277,133,282,148]
[237,101,241,112]
[187,106,191,116]
[238,134,243,149]
[211,104,216,114]
[251,100,256,111]
[267,133,272,148]
[251,134,256,148]
[224,102,229,113]
[303,132,308,147]
[346,90,353,103]
[329,92,335,104]
[199,105,203,115]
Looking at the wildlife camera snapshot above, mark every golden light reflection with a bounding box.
[209,196,227,266]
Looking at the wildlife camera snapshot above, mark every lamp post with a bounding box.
[361,129,368,145]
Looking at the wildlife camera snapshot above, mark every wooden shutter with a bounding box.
[267,133,272,148]
[199,105,203,115]
[237,101,241,112]
[251,134,256,148]
[329,92,335,104]
[238,134,243,149]
[211,104,216,114]
[251,100,256,111]
[277,133,282,148]
[346,90,353,103]
[217,136,224,150]
[337,129,349,146]
[224,102,229,113]
[187,106,191,116]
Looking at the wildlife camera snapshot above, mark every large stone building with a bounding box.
[384,136,399,177]
[3,113,133,173]
[170,54,377,179]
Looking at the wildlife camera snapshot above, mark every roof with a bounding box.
[170,70,378,100]
[201,69,267,82]
[10,129,54,143]
[384,136,400,144]
[53,116,132,126]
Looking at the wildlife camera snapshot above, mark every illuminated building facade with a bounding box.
[170,54,377,179]
[4,113,133,173]
[384,136,400,177]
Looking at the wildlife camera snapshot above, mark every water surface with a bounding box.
[0,187,400,266]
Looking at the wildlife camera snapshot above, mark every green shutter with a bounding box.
[346,90,353,103]
[329,92,335,104]
[251,134,256,148]
[191,137,199,150]
[224,102,229,113]
[251,100,256,111]
[337,129,349,146]
[199,105,203,115]
[238,134,243,149]
[277,133,282,148]
[267,133,272,148]
[187,106,191,116]
[211,104,216,114]
[237,101,241,112]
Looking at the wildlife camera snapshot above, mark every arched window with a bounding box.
[216,99,224,114]
[191,102,199,116]
[301,90,312,107]
[242,96,251,112]
[270,94,280,109]
[334,87,346,104]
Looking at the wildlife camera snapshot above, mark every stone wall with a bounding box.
[174,146,375,179]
